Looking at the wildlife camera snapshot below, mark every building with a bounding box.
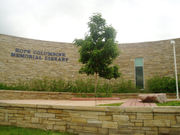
[0,34,179,88]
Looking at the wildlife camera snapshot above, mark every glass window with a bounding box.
[135,58,144,89]
[135,58,143,67]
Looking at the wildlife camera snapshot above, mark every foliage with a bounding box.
[147,76,178,93]
[112,80,138,93]
[74,13,120,79]
[0,82,28,90]
[157,101,180,106]
[0,125,75,135]
[72,79,94,93]
[0,78,137,95]
[73,13,120,96]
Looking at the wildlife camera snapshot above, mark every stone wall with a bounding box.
[0,34,180,87]
[0,103,180,135]
[0,90,74,100]
[117,40,180,87]
[0,34,83,84]
[0,90,179,100]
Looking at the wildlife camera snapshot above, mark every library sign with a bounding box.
[10,48,68,62]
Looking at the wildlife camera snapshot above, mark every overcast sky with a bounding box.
[0,0,180,43]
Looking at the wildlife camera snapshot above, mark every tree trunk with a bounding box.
[108,79,110,96]
[94,73,98,105]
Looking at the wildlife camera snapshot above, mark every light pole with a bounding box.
[171,40,179,99]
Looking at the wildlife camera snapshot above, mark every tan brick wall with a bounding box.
[0,34,84,83]
[0,34,180,87]
[117,40,180,87]
[0,103,180,135]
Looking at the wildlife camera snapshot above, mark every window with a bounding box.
[135,58,144,89]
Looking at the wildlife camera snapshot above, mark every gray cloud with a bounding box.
[0,0,180,43]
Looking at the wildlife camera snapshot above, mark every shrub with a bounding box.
[147,76,178,93]
[48,79,73,92]
[112,80,139,93]
[0,82,28,90]
[0,77,138,95]
[0,83,8,90]
[29,78,49,91]
[73,79,94,93]
[97,82,112,97]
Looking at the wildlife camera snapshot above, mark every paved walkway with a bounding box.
[0,99,157,107]
[0,99,125,106]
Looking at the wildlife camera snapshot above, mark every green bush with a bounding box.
[73,79,94,93]
[147,76,178,93]
[97,82,112,97]
[0,82,28,90]
[29,78,49,91]
[112,80,139,93]
[0,77,138,95]
[0,83,8,89]
[48,79,73,92]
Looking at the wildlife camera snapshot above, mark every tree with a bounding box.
[73,13,120,96]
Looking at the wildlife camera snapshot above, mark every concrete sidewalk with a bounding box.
[0,99,125,106]
[0,98,157,107]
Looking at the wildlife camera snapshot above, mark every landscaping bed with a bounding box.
[157,101,180,106]
[0,125,75,135]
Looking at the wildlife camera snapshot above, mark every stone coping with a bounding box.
[0,90,178,96]
[0,90,142,97]
[0,90,73,94]
[0,102,180,113]
[0,90,140,95]
[71,97,120,100]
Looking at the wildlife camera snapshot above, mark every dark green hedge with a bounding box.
[147,76,178,93]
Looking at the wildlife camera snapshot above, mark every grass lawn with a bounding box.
[0,125,75,135]
[157,101,180,106]
[98,102,123,106]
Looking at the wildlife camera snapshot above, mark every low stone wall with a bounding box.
[0,90,74,100]
[0,90,179,100]
[0,103,180,135]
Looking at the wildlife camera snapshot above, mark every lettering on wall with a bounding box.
[10,48,68,62]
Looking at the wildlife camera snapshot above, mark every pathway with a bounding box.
[0,98,157,107]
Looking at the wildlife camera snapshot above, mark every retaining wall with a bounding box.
[0,103,180,135]
[0,90,179,100]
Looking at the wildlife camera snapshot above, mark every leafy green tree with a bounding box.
[73,13,120,96]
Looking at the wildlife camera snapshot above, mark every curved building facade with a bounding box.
[0,34,180,88]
